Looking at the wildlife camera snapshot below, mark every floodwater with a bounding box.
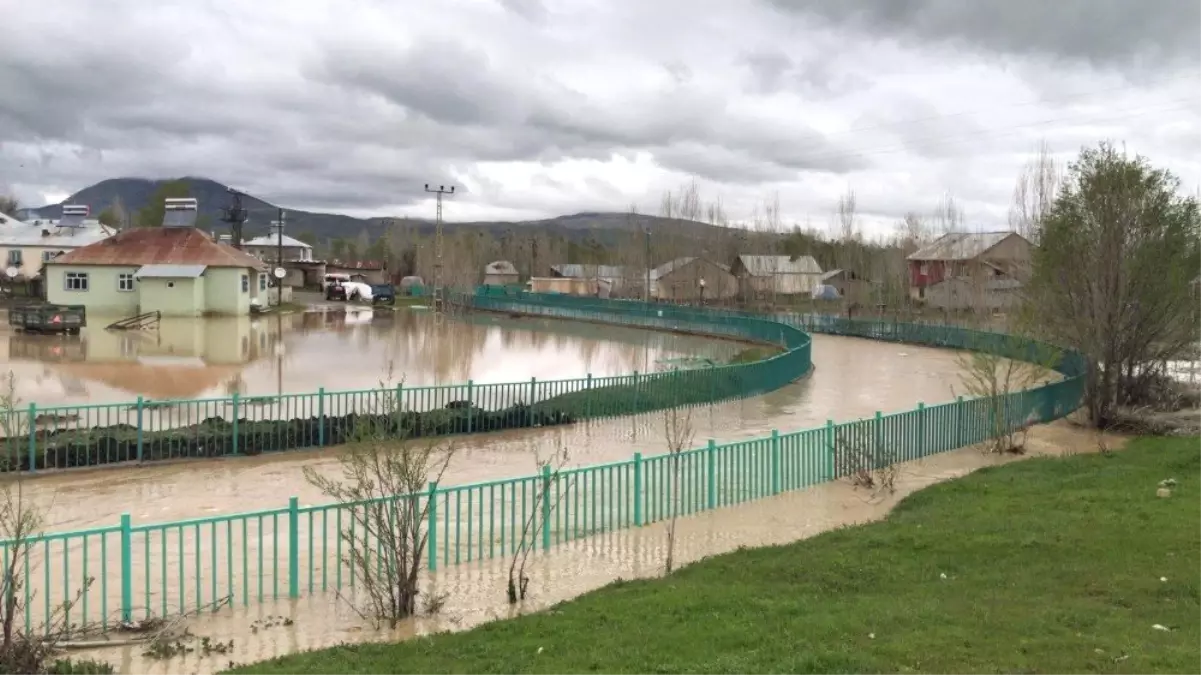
[0,307,742,404]
[24,333,978,531]
[70,420,1125,675]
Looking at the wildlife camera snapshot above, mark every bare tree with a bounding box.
[660,393,695,576]
[1008,140,1060,245]
[506,439,573,604]
[302,365,454,626]
[932,193,964,235]
[955,339,1049,454]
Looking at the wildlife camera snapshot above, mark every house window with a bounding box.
[64,272,89,291]
[117,273,135,292]
[241,274,249,292]
[7,250,22,266]
[41,251,58,262]
[259,273,267,291]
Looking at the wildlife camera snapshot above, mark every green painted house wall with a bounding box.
[204,267,253,315]
[139,277,204,317]
[45,265,139,318]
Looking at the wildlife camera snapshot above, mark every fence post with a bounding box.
[317,387,325,446]
[541,464,552,551]
[706,439,717,509]
[916,402,925,459]
[119,513,132,622]
[231,392,240,455]
[585,373,593,419]
[287,497,300,599]
[633,452,643,526]
[466,380,474,433]
[874,411,884,466]
[427,481,438,572]
[528,377,537,426]
[825,419,836,480]
[26,403,36,473]
[956,395,966,447]
[135,396,145,462]
[770,429,781,495]
[632,370,640,412]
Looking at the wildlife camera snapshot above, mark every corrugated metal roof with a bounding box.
[906,231,1017,261]
[551,264,627,279]
[484,260,519,275]
[243,234,312,248]
[134,264,207,279]
[735,255,822,276]
[0,221,114,248]
[50,227,267,269]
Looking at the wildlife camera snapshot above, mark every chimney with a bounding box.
[162,198,199,228]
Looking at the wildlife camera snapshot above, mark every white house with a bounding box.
[0,205,115,279]
[240,222,314,262]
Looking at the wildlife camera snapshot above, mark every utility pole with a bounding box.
[424,183,455,323]
[275,208,285,307]
[219,188,248,249]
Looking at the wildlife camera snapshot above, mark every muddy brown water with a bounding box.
[0,307,742,404]
[67,421,1123,675]
[23,332,972,530]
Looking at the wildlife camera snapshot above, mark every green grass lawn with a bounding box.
[228,437,1200,674]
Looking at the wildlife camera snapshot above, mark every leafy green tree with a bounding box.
[1027,142,1201,426]
[135,180,191,227]
[0,196,18,218]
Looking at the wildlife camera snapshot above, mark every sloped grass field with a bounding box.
[229,437,1200,674]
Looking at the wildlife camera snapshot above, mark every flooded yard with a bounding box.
[0,307,744,405]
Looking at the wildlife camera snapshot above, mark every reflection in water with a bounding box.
[0,309,740,405]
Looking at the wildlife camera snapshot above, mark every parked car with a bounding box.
[370,284,396,305]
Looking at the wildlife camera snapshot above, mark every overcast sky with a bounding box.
[1,0,1197,237]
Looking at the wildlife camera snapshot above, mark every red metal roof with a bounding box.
[50,227,267,269]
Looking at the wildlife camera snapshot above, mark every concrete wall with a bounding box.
[925,278,1020,311]
[0,245,78,278]
[204,267,253,315]
[45,264,140,317]
[655,259,737,301]
[139,277,204,317]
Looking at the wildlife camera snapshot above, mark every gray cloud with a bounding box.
[767,0,1201,68]
[0,0,1194,236]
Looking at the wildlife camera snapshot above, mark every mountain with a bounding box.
[29,177,736,246]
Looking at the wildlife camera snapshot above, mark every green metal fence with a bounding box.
[0,294,1085,633]
[0,291,812,473]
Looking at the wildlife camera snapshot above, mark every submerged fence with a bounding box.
[0,291,811,472]
[0,294,1085,633]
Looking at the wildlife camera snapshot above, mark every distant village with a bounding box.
[0,196,1037,319]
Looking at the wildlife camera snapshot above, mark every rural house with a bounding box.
[906,231,1034,307]
[240,222,314,262]
[0,205,114,281]
[45,198,269,318]
[651,257,737,301]
[730,255,823,297]
[818,269,874,303]
[483,260,520,286]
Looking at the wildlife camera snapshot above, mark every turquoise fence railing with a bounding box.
[0,298,1085,633]
[0,291,812,473]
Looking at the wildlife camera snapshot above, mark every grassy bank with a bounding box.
[229,437,1200,674]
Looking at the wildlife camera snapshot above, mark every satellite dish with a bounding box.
[273,267,286,279]
[4,267,17,279]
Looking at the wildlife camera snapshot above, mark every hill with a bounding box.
[27,177,737,246]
